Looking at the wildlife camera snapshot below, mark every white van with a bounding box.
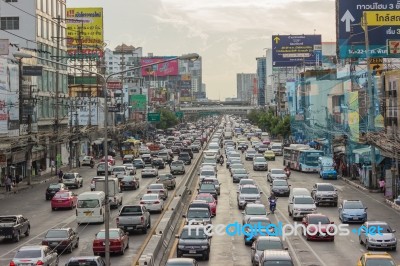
[288,188,311,205]
[76,191,106,224]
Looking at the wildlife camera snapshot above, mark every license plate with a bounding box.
[85,212,92,216]
[58,200,62,202]
[189,250,196,254]
[353,217,359,220]
[52,242,58,245]
[381,244,387,246]
[127,227,133,230]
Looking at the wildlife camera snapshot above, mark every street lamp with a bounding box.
[13,51,199,266]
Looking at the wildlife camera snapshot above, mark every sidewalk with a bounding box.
[0,165,77,199]
[340,175,400,211]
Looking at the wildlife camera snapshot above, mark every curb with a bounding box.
[339,176,369,192]
[384,199,400,211]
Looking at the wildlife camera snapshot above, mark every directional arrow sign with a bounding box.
[273,36,280,44]
[341,10,355,32]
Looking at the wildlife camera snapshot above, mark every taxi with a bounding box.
[264,150,276,161]
[51,191,78,210]
[357,252,397,266]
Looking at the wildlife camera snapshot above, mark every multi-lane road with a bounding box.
[168,147,400,266]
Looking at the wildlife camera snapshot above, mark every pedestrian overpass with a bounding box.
[179,105,254,116]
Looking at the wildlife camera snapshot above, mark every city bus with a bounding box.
[121,138,141,157]
[283,144,324,172]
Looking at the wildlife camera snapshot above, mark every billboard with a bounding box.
[272,35,322,67]
[336,0,398,58]
[130,94,146,111]
[66,8,104,55]
[141,57,179,77]
[75,97,104,126]
[348,91,359,142]
[0,59,19,135]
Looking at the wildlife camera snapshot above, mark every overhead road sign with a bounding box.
[272,34,322,67]
[175,111,183,119]
[147,112,160,122]
[336,0,400,59]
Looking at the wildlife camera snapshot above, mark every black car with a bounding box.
[178,152,192,165]
[42,228,79,253]
[181,148,194,159]
[171,146,181,154]
[237,143,248,151]
[152,158,166,169]
[45,183,67,200]
[122,155,134,164]
[198,183,218,199]
[176,225,211,260]
[141,154,152,165]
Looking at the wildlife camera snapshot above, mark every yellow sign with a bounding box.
[365,11,400,26]
[273,36,280,44]
[181,74,191,81]
[66,8,104,50]
[368,58,383,75]
[375,114,384,128]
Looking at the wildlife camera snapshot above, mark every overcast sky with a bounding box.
[67,0,336,100]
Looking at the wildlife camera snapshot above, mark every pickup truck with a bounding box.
[0,215,30,242]
[116,205,151,234]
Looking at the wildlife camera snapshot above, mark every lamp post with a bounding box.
[14,51,199,266]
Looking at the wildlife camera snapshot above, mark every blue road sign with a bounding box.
[272,35,322,67]
[337,0,398,59]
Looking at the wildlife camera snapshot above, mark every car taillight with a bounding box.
[93,240,102,246]
[36,261,44,265]
[147,191,151,193]
[9,261,15,266]
[42,241,48,245]
[116,217,119,225]
[141,216,144,225]
[154,201,160,204]
[140,201,145,204]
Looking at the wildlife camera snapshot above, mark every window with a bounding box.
[6,0,18,2]
[0,17,19,30]
[37,16,42,37]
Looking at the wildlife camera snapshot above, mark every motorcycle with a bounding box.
[241,149,245,154]
[90,160,95,168]
[285,169,291,178]
[269,198,277,214]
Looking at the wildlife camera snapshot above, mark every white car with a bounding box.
[81,156,94,166]
[122,163,137,175]
[141,166,159,178]
[147,183,168,200]
[112,166,128,179]
[140,193,164,212]
[62,172,83,188]
[238,179,257,189]
[199,168,217,182]
[288,195,317,219]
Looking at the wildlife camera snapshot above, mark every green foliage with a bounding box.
[156,108,179,129]
[247,111,291,138]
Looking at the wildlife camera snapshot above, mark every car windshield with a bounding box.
[142,194,158,201]
[371,224,392,233]
[273,180,288,186]
[318,185,335,191]
[260,145,268,148]
[257,240,283,250]
[343,201,364,209]
[96,230,119,239]
[241,187,259,194]
[365,259,396,266]
[197,196,214,203]
[248,220,270,227]
[263,261,293,266]
[246,206,266,215]
[113,167,125,172]
[271,169,285,175]
[67,260,99,266]
[48,184,61,189]
[233,169,247,174]
[45,230,68,238]
[159,175,172,181]
[53,193,70,198]
[200,184,215,190]
[187,210,210,218]
[14,250,41,258]
[254,158,266,163]
[230,154,240,158]
[308,216,330,224]
[304,153,322,166]
[247,150,256,154]
[134,160,143,163]
[172,161,184,166]
[149,184,163,189]
[63,173,75,179]
[121,176,134,181]
[180,228,207,239]
[240,180,255,186]
[77,199,100,208]
[201,170,215,176]
[294,197,314,204]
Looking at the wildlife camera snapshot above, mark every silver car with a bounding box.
[359,221,397,250]
[140,193,164,212]
[267,169,287,182]
[251,236,286,266]
[242,203,268,225]
[237,185,262,209]
[10,245,58,266]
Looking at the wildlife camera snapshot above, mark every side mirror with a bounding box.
[284,247,288,250]
[174,176,176,178]
[241,211,245,214]
[250,246,255,250]
[392,229,396,233]
[330,221,334,224]
[364,207,368,210]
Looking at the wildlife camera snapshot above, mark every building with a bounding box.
[237,73,256,103]
[256,58,266,106]
[0,0,68,181]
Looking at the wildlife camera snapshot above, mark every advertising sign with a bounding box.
[141,57,179,77]
[178,80,191,89]
[66,8,104,55]
[272,34,322,67]
[0,59,19,134]
[8,62,19,134]
[75,97,103,126]
[107,81,122,90]
[348,91,359,142]
[336,0,400,59]
[130,94,146,111]
[0,39,9,55]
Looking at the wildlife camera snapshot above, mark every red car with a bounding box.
[262,138,271,145]
[51,191,78,210]
[302,214,335,241]
[100,155,115,166]
[93,228,129,256]
[196,193,217,216]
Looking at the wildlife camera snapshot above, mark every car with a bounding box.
[65,256,106,266]
[198,183,218,199]
[339,200,367,223]
[237,185,263,209]
[178,152,192,165]
[195,194,218,216]
[243,217,272,245]
[357,252,397,266]
[100,155,115,165]
[190,144,201,153]
[189,200,213,216]
[10,245,58,266]
[171,160,186,175]
[147,183,168,200]
[237,142,248,151]
[96,162,113,176]
[152,158,166,169]
[229,163,245,174]
[181,148,194,159]
[42,228,79,253]
[263,150,275,160]
[133,158,145,169]
[238,179,257,189]
[112,166,128,179]
[226,157,241,168]
[93,228,129,256]
[156,174,176,190]
[231,168,249,183]
[288,195,317,220]
[301,214,335,241]
[122,163,137,175]
[253,157,268,171]
[90,176,105,191]
[200,163,217,173]
[258,250,294,266]
[270,179,290,196]
[51,191,78,210]
[120,175,140,190]
[62,172,83,188]
[141,154,152,165]
[176,225,211,260]
[257,144,269,153]
[245,149,257,160]
[45,183,67,200]
[267,169,287,182]
[140,193,165,213]
[166,258,199,266]
[141,166,159,178]
[81,156,94,166]
[242,203,268,225]
[359,221,397,251]
[199,168,217,182]
[183,207,212,225]
[311,183,338,207]
[122,154,134,164]
[199,177,221,195]
[251,236,287,266]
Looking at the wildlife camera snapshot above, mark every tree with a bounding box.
[156,108,179,130]
[247,110,291,139]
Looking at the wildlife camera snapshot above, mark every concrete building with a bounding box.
[237,73,256,103]
[256,58,266,106]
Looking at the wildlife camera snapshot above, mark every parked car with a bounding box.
[339,199,367,223]
[156,174,176,190]
[51,191,78,210]
[10,245,58,266]
[45,183,67,200]
[42,228,79,253]
[93,228,129,256]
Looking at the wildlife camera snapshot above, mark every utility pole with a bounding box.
[363,12,377,189]
[54,15,61,175]
[120,45,126,124]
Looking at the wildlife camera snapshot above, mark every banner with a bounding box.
[66,8,104,55]
[141,57,179,77]
[348,91,359,142]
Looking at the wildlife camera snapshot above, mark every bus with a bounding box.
[121,138,141,157]
[283,144,324,172]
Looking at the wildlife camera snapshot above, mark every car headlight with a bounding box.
[311,208,317,211]
[391,238,396,242]
[201,245,209,249]
[254,254,260,260]
[369,237,376,242]
[178,245,185,249]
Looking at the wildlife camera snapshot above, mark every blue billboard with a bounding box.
[272,35,322,67]
[337,0,398,59]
